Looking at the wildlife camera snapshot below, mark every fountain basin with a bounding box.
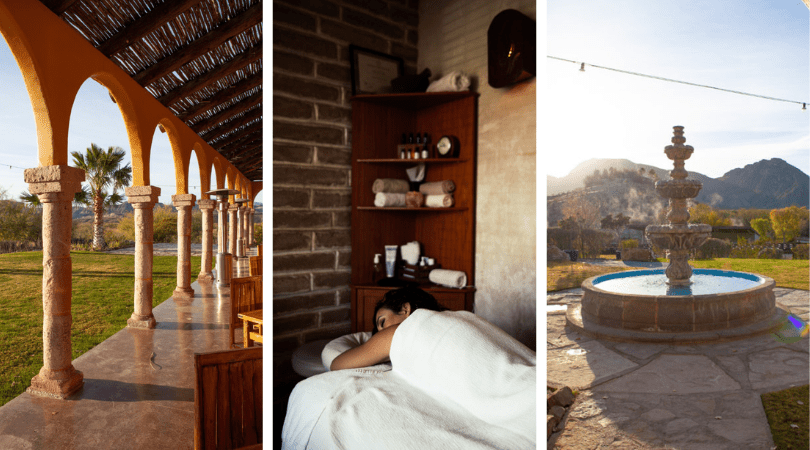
[567,269,786,343]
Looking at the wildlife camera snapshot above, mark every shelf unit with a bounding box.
[350,91,478,332]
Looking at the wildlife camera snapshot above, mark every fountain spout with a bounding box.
[645,126,711,285]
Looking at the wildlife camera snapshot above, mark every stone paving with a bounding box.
[548,285,810,449]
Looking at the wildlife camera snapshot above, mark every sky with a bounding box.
[0,36,263,206]
[544,0,809,179]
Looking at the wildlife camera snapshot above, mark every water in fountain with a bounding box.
[567,126,786,342]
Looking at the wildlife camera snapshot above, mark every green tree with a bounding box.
[689,203,731,227]
[770,206,806,244]
[20,185,91,210]
[750,217,773,242]
[71,144,132,250]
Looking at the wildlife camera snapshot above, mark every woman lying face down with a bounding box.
[329,287,446,371]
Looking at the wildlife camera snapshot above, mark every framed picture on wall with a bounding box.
[349,45,403,96]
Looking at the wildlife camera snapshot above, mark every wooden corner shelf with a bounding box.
[350,92,478,333]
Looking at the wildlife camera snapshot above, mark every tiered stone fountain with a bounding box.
[567,126,786,343]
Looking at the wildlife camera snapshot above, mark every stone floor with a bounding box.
[0,249,258,449]
[548,284,810,449]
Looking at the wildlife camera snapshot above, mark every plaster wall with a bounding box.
[419,0,537,348]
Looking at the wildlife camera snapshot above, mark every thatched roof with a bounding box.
[39,0,263,182]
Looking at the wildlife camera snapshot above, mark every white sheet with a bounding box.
[281,310,536,449]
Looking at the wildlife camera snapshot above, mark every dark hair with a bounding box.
[371,287,447,334]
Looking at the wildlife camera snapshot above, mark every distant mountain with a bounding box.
[718,158,809,208]
[548,158,809,210]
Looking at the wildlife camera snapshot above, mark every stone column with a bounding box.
[24,165,85,399]
[173,194,196,298]
[228,203,238,256]
[126,186,160,329]
[197,199,216,283]
[248,208,255,246]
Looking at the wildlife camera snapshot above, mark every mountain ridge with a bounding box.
[548,157,809,210]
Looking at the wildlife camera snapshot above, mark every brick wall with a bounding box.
[273,0,419,385]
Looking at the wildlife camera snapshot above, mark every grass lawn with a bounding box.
[0,251,201,407]
[549,258,809,292]
[762,385,810,450]
[690,258,809,291]
[547,260,637,292]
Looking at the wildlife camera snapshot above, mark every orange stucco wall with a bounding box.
[0,0,256,202]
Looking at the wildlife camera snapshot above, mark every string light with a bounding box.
[550,56,808,109]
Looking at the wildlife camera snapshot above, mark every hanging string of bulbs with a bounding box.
[548,56,808,110]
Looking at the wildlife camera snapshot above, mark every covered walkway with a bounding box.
[0,254,258,449]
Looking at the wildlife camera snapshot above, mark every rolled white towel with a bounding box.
[374,192,406,207]
[425,193,454,207]
[429,269,467,288]
[426,71,471,92]
[372,178,409,193]
[419,180,455,195]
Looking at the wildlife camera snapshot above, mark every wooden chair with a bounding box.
[257,244,262,257]
[230,276,262,348]
[194,347,263,450]
[249,256,262,276]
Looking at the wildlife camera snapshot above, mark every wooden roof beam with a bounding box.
[191,91,262,134]
[157,41,262,106]
[227,142,262,159]
[133,2,262,86]
[222,137,262,156]
[40,0,80,16]
[97,0,199,57]
[201,108,262,142]
[213,122,262,150]
[178,71,261,121]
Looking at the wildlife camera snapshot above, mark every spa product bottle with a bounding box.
[373,253,383,282]
[421,133,429,159]
[400,133,407,159]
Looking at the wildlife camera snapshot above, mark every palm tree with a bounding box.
[71,144,132,250]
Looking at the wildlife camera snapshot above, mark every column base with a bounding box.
[27,366,84,399]
[197,272,214,283]
[173,286,194,298]
[127,313,157,329]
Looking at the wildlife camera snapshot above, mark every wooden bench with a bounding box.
[194,347,263,450]
[230,276,262,348]
[248,256,262,276]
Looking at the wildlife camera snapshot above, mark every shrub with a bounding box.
[757,247,784,259]
[622,247,653,262]
[254,223,263,245]
[621,239,639,249]
[792,244,809,260]
[153,206,178,243]
[731,245,759,259]
[580,229,613,258]
[696,238,732,259]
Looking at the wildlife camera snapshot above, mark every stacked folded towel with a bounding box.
[419,180,455,207]
[372,178,409,194]
[374,193,406,207]
[419,180,455,195]
[373,178,409,207]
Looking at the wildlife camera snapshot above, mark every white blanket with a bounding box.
[282,310,536,449]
